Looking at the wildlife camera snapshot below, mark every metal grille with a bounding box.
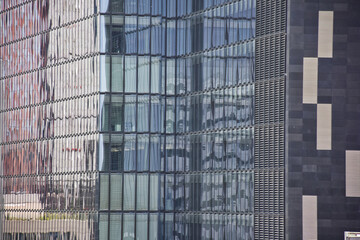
[254,0,286,239]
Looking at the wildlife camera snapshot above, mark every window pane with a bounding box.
[124,95,136,132]
[151,57,162,94]
[100,174,109,210]
[138,57,150,93]
[150,96,163,133]
[99,134,110,171]
[99,213,109,240]
[100,16,111,52]
[100,55,110,92]
[150,135,161,171]
[125,0,137,14]
[110,95,123,132]
[123,174,135,210]
[138,17,150,54]
[110,174,122,210]
[137,174,149,210]
[165,175,174,210]
[137,134,149,171]
[123,214,135,239]
[112,16,125,53]
[125,16,137,53]
[111,0,124,13]
[109,213,122,240]
[150,174,159,210]
[149,214,159,239]
[137,96,149,132]
[111,136,124,171]
[136,214,148,240]
[124,134,136,171]
[125,56,137,92]
[112,56,123,92]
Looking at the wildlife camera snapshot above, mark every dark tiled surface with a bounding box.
[287,0,360,239]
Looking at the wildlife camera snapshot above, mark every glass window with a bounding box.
[123,214,135,239]
[110,95,123,132]
[151,57,163,94]
[109,213,122,240]
[165,136,175,171]
[125,16,137,53]
[112,16,125,53]
[99,213,109,240]
[100,16,111,52]
[124,95,136,132]
[150,96,163,132]
[125,0,137,14]
[125,56,137,93]
[150,135,161,171]
[124,134,136,171]
[100,174,109,210]
[166,59,175,95]
[150,174,159,210]
[123,174,135,210]
[112,56,123,92]
[138,57,150,93]
[151,18,162,54]
[100,56,110,92]
[137,174,149,210]
[100,0,110,13]
[165,175,174,210]
[137,96,149,132]
[110,174,122,210]
[136,214,148,240]
[99,134,110,171]
[149,214,159,239]
[138,17,150,54]
[137,134,149,171]
[166,98,175,133]
[112,0,124,13]
[111,135,124,171]
[100,94,110,132]
[166,21,176,56]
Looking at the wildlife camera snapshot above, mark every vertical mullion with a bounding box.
[147,1,153,238]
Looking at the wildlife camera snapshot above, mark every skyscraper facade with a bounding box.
[1,0,360,240]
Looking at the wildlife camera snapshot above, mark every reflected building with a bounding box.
[3,0,360,240]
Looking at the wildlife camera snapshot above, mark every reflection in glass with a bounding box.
[99,213,109,240]
[124,95,136,132]
[137,134,149,171]
[123,174,135,210]
[112,16,125,53]
[137,174,148,210]
[136,214,148,240]
[100,174,109,210]
[110,95,123,132]
[125,56,137,93]
[100,56,110,92]
[110,213,122,240]
[138,57,150,93]
[100,16,111,52]
[112,56,123,92]
[124,135,136,171]
[137,96,149,132]
[112,0,124,13]
[111,135,123,171]
[110,174,122,210]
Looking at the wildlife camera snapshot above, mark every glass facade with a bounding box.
[1,0,256,239]
[0,0,100,239]
[99,0,255,239]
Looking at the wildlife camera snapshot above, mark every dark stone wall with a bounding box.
[286,0,360,239]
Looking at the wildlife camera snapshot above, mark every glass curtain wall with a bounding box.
[99,0,255,239]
